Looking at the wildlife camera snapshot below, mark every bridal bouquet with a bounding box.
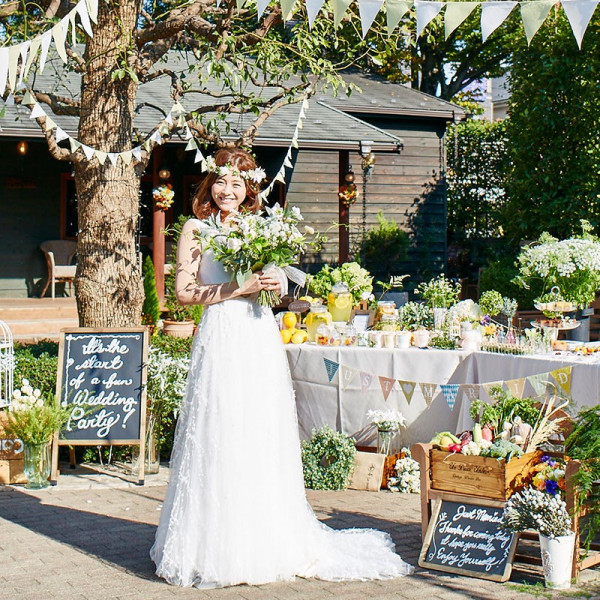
[197,204,316,307]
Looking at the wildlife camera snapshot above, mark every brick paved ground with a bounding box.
[1,467,599,600]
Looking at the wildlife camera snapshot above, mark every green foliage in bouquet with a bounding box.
[5,379,71,445]
[565,407,600,550]
[307,262,373,305]
[142,255,161,328]
[514,220,600,309]
[415,274,461,308]
[301,426,356,490]
[470,386,540,432]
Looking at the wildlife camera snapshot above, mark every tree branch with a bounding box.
[31,90,81,116]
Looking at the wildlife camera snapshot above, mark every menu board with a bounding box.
[419,494,518,582]
[51,328,148,484]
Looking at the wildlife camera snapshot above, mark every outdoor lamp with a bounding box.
[158,166,171,180]
[16,140,28,156]
[359,140,373,157]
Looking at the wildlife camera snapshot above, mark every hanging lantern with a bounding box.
[0,320,15,408]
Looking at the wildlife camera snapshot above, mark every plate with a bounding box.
[531,320,580,331]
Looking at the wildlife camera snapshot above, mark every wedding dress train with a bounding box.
[151,238,413,587]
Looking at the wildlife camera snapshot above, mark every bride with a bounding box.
[150,148,413,588]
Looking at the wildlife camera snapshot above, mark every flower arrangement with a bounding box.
[501,486,572,538]
[153,184,175,210]
[301,426,356,490]
[415,274,461,308]
[197,204,316,307]
[388,448,420,494]
[307,262,373,306]
[514,220,600,309]
[399,301,433,331]
[147,347,190,420]
[447,299,483,325]
[479,290,504,317]
[367,409,406,432]
[204,155,266,183]
[4,379,71,445]
[338,183,357,207]
[532,455,567,496]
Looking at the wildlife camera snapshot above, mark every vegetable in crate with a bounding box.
[480,439,524,462]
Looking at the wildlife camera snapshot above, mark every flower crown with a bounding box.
[204,155,266,184]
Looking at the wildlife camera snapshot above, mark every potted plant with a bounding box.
[141,255,161,335]
[399,301,433,347]
[367,409,406,456]
[501,485,574,589]
[306,262,374,308]
[4,379,70,489]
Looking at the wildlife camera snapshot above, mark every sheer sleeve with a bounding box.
[175,218,243,306]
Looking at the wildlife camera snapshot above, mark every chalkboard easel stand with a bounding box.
[50,327,149,486]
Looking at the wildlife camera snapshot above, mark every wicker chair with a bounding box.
[40,240,77,298]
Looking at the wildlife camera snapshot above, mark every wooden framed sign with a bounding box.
[51,328,149,485]
[419,492,518,582]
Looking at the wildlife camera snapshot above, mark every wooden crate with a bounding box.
[0,411,26,484]
[430,448,541,501]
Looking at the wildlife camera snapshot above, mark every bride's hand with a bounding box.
[259,272,284,294]
[237,273,265,296]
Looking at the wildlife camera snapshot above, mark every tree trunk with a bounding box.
[74,0,144,327]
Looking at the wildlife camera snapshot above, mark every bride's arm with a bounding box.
[175,218,264,306]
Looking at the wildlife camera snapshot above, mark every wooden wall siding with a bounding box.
[287,117,448,283]
[0,142,64,298]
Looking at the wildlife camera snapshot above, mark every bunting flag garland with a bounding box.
[360,371,373,392]
[386,0,413,35]
[440,383,460,411]
[323,358,340,382]
[550,366,572,395]
[528,372,550,396]
[561,0,600,47]
[520,0,555,45]
[481,381,500,397]
[398,380,417,404]
[420,382,438,407]
[415,0,445,37]
[445,1,478,39]
[480,1,517,42]
[378,376,396,401]
[340,364,358,389]
[461,384,480,401]
[504,377,526,399]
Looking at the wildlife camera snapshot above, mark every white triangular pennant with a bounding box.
[69,9,78,47]
[340,365,358,389]
[131,146,142,161]
[445,1,478,39]
[185,138,197,151]
[415,0,445,38]
[43,116,56,131]
[520,0,554,44]
[165,113,174,125]
[55,127,69,142]
[107,152,119,166]
[52,17,70,63]
[68,137,81,152]
[150,130,162,144]
[306,0,326,28]
[332,0,352,26]
[358,0,385,37]
[81,144,95,160]
[121,150,132,165]
[22,38,40,81]
[0,48,9,95]
[256,0,271,19]
[481,1,517,42]
[5,93,14,106]
[21,90,35,105]
[528,372,549,396]
[39,32,52,73]
[85,0,98,23]
[8,46,20,93]
[561,0,599,48]
[280,0,296,19]
[76,0,94,37]
[95,150,108,165]
[301,97,310,111]
[360,371,373,392]
[195,150,204,163]
[16,42,30,88]
[386,0,412,35]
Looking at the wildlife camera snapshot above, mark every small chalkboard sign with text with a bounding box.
[419,493,518,582]
[51,328,148,485]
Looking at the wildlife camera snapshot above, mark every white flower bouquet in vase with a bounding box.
[197,204,320,307]
[367,409,406,456]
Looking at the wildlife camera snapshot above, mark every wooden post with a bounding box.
[411,442,432,541]
[339,150,350,264]
[152,148,166,303]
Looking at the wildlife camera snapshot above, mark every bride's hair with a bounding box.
[192,148,262,219]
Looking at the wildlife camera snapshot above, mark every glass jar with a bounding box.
[341,325,357,346]
[379,314,397,332]
[376,301,396,322]
[305,305,333,342]
[316,324,330,346]
[23,442,51,489]
[327,283,353,323]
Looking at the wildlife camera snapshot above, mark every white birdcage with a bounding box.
[0,320,15,408]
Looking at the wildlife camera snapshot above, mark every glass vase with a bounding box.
[131,413,160,475]
[377,428,400,456]
[23,442,51,489]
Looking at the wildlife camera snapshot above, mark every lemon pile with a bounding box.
[279,312,308,344]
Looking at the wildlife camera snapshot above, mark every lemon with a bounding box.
[334,295,352,309]
[291,331,308,344]
[282,312,298,330]
[280,329,293,344]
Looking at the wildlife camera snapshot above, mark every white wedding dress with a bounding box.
[150,246,413,588]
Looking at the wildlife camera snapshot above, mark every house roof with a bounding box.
[0,49,463,151]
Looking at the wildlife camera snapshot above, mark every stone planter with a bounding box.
[539,531,575,589]
[163,319,195,338]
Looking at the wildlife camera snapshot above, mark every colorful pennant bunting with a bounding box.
[528,372,549,396]
[460,383,480,401]
[441,383,460,411]
[323,358,339,382]
[550,366,572,395]
[398,380,416,404]
[504,377,526,399]
[420,382,437,407]
[340,365,358,389]
[360,371,374,392]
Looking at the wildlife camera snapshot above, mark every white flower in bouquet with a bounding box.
[147,347,191,419]
[10,379,44,412]
[447,299,483,324]
[388,448,420,493]
[367,409,406,431]
[197,204,316,307]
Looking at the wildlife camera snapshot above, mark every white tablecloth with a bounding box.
[284,345,600,448]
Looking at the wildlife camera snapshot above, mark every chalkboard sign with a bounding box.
[51,328,148,484]
[419,493,518,582]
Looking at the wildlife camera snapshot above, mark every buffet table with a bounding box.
[284,345,600,447]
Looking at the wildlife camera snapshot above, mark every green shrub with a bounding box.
[151,331,193,357]
[14,345,59,396]
[142,255,161,327]
[479,256,540,309]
